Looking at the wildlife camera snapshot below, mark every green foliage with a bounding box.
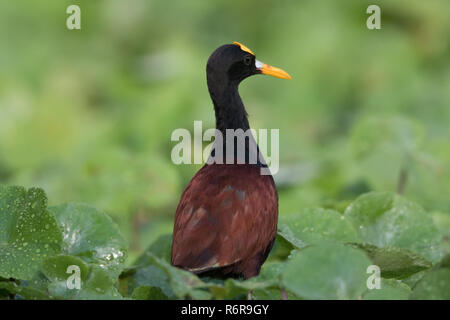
[41,255,89,283]
[362,279,411,300]
[131,286,169,300]
[409,255,450,300]
[410,268,450,300]
[2,185,447,300]
[0,186,126,299]
[278,208,359,248]
[43,259,122,300]
[350,244,431,279]
[344,192,442,262]
[0,186,62,280]
[281,244,371,299]
[49,203,128,279]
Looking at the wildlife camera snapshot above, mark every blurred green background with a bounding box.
[0,0,449,262]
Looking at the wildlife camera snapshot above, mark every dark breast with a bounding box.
[171,163,278,279]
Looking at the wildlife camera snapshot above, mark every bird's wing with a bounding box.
[171,164,278,273]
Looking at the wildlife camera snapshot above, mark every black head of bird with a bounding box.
[206,42,291,133]
[171,42,291,280]
[207,41,291,84]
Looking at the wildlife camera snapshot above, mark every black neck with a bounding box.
[207,81,266,167]
[208,82,250,133]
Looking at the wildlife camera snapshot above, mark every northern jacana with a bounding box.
[171,42,291,279]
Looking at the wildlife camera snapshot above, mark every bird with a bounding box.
[171,42,291,280]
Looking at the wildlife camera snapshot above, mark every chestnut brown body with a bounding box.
[171,163,278,279]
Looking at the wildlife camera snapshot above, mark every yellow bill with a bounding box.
[256,60,292,80]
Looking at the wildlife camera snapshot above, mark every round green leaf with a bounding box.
[281,243,372,299]
[410,268,450,300]
[39,255,89,299]
[362,279,411,300]
[344,192,442,262]
[278,208,359,249]
[47,265,123,300]
[49,203,128,279]
[41,255,89,282]
[0,186,62,280]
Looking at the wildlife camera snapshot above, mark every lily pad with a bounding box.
[362,279,411,300]
[0,186,62,280]
[278,208,359,249]
[410,256,450,300]
[344,192,442,262]
[43,260,123,300]
[41,255,89,283]
[281,243,372,299]
[49,203,128,279]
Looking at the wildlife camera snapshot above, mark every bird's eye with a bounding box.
[243,56,252,66]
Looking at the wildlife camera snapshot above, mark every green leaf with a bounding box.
[0,279,50,300]
[401,270,427,288]
[267,234,295,261]
[362,279,411,300]
[344,192,442,262]
[126,234,213,299]
[74,266,123,300]
[119,265,175,299]
[120,234,175,298]
[410,256,450,300]
[49,203,128,279]
[39,255,89,299]
[251,288,298,300]
[45,263,123,300]
[432,211,450,256]
[410,268,450,300]
[146,253,211,300]
[131,286,169,300]
[4,255,123,300]
[351,243,431,279]
[122,250,210,299]
[0,186,62,280]
[41,255,89,283]
[208,262,285,300]
[281,243,372,299]
[278,208,359,249]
